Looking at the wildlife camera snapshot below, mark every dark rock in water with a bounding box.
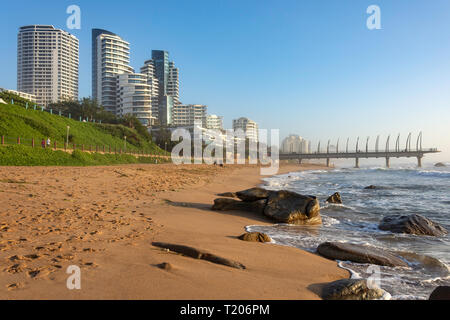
[317,242,408,267]
[238,232,271,243]
[326,192,342,204]
[434,162,446,167]
[156,262,172,271]
[216,192,236,198]
[364,185,378,190]
[211,198,267,214]
[321,279,386,300]
[236,187,273,202]
[429,286,450,300]
[152,242,246,270]
[379,214,448,236]
[264,190,321,225]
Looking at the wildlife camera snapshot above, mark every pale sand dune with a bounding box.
[0,163,348,299]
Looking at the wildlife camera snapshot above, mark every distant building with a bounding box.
[17,25,79,106]
[0,88,36,103]
[92,28,134,113]
[206,115,223,130]
[172,104,207,127]
[281,135,310,154]
[116,73,154,126]
[140,60,160,122]
[232,117,258,142]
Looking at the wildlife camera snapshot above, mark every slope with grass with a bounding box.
[0,102,165,153]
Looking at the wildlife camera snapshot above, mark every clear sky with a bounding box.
[1,0,449,162]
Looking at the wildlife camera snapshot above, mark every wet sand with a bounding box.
[0,163,348,299]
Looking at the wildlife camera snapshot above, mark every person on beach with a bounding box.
[41,138,46,148]
[46,137,51,147]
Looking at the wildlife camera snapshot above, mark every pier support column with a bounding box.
[417,156,423,168]
[326,158,330,167]
[298,158,302,165]
[385,157,390,168]
[355,158,359,168]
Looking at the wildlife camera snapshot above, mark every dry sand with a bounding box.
[0,162,348,299]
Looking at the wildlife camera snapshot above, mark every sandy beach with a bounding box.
[0,162,348,299]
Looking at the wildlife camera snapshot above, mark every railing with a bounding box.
[0,135,169,159]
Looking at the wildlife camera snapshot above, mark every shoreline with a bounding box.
[0,162,349,299]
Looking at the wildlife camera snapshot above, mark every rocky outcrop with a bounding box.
[429,286,450,300]
[317,242,408,267]
[364,185,378,190]
[152,242,246,270]
[379,214,448,236]
[238,232,271,243]
[321,279,386,300]
[326,192,342,204]
[212,188,322,225]
[216,192,237,198]
[212,198,266,214]
[434,162,446,167]
[236,188,273,202]
[264,191,321,225]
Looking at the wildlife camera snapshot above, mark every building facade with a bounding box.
[140,60,160,121]
[0,88,37,103]
[92,29,134,113]
[17,25,79,107]
[116,73,154,126]
[206,114,223,130]
[281,135,310,154]
[232,117,258,141]
[172,104,207,127]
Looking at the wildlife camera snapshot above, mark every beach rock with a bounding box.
[152,242,246,270]
[429,286,450,300]
[156,262,172,271]
[238,232,271,243]
[321,279,386,300]
[217,192,237,198]
[236,187,273,202]
[326,192,342,204]
[211,198,267,214]
[317,242,408,267]
[378,214,448,236]
[264,190,322,225]
[364,185,378,190]
[434,162,446,167]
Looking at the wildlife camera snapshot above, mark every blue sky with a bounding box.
[1,0,449,162]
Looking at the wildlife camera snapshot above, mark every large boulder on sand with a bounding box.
[326,192,342,204]
[321,279,386,300]
[317,242,408,267]
[264,191,321,225]
[238,232,271,243]
[379,214,448,236]
[212,198,267,214]
[236,187,273,202]
[429,286,450,300]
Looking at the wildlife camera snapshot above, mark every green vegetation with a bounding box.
[0,92,171,166]
[0,145,169,166]
[0,100,165,154]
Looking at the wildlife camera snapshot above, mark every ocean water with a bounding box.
[247,163,450,300]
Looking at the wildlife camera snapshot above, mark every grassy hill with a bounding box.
[0,99,170,166]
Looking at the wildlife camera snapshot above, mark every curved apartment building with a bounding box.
[92,29,134,113]
[116,73,154,126]
[17,25,79,107]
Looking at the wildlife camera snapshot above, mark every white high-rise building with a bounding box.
[92,29,134,113]
[232,117,258,142]
[116,73,154,126]
[140,60,160,121]
[172,104,207,127]
[206,114,223,130]
[17,25,79,107]
[281,135,310,154]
